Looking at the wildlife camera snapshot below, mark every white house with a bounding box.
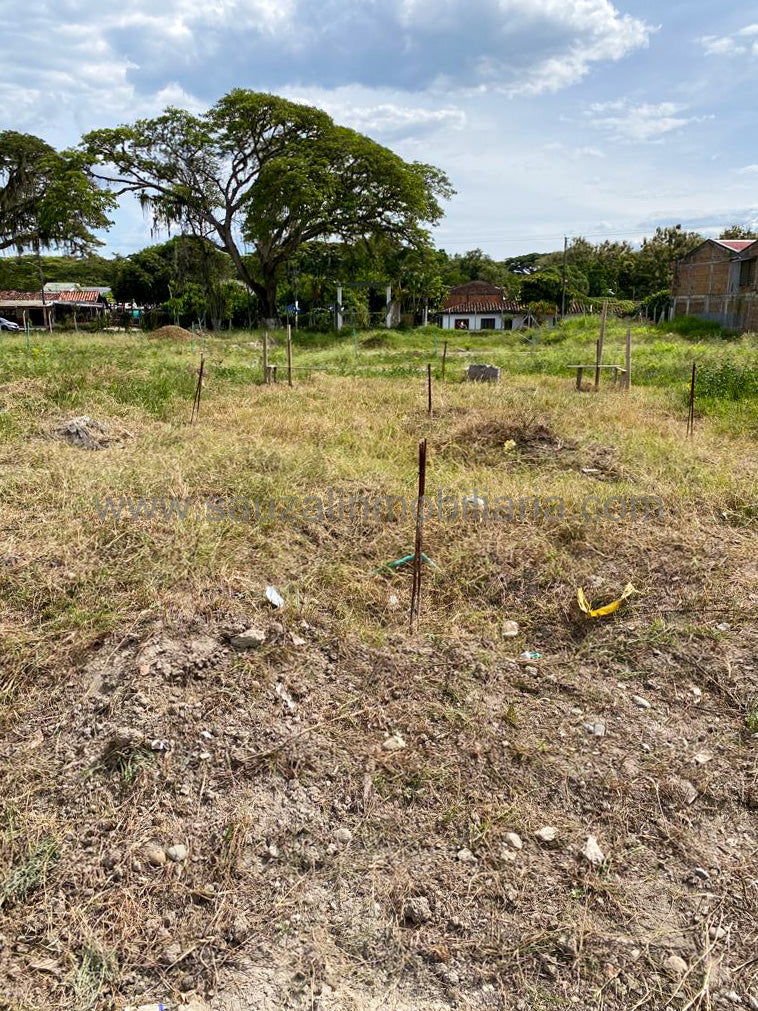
[439,280,532,331]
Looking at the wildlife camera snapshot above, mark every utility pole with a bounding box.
[560,235,568,318]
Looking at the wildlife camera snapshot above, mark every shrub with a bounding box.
[664,315,735,340]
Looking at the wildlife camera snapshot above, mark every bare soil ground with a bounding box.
[0,354,756,1010]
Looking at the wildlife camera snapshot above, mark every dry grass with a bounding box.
[0,331,756,1009]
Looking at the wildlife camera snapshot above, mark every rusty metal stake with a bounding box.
[410,438,428,630]
[190,354,205,424]
[687,362,696,437]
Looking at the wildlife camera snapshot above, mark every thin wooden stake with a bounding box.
[190,354,205,424]
[594,339,601,391]
[262,330,269,384]
[409,438,428,629]
[687,362,696,437]
[441,340,448,380]
[427,363,433,415]
[287,323,293,387]
[625,326,632,390]
[73,310,78,333]
[595,300,607,390]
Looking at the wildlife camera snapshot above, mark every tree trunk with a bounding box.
[262,267,278,325]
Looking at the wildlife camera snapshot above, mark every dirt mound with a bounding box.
[440,416,569,465]
[148,325,196,342]
[361,334,390,349]
[52,415,116,450]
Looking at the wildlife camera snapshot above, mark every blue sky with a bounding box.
[1,0,757,257]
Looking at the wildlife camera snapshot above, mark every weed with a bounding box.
[0,837,59,908]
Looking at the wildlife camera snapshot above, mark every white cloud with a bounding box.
[702,23,758,57]
[738,164,758,175]
[586,100,708,142]
[0,0,652,145]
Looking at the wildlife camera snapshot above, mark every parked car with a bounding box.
[0,317,22,331]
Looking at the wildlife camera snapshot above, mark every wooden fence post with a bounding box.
[441,340,448,380]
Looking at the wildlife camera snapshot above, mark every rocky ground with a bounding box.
[1,581,757,1010]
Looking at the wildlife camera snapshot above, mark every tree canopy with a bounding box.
[0,130,114,257]
[83,90,453,317]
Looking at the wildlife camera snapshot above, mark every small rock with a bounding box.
[716,622,731,632]
[581,835,605,867]
[693,750,713,765]
[230,628,266,650]
[663,776,698,806]
[334,828,353,845]
[693,866,710,881]
[505,832,523,850]
[709,926,727,941]
[457,848,476,863]
[265,843,279,860]
[535,826,557,843]
[403,896,432,924]
[142,843,166,867]
[382,734,406,752]
[466,364,501,383]
[501,620,520,639]
[632,695,651,709]
[290,633,307,646]
[500,849,517,863]
[663,954,688,979]
[723,992,742,1006]
[584,722,606,737]
[167,843,187,862]
[265,585,284,608]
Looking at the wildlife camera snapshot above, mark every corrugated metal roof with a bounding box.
[714,239,755,251]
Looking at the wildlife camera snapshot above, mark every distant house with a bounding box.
[0,288,110,326]
[439,280,538,331]
[671,238,758,331]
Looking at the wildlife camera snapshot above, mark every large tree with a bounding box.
[83,90,453,320]
[0,131,114,258]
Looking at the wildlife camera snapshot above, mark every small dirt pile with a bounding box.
[148,325,196,342]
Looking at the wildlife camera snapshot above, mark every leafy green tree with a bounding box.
[0,131,114,256]
[520,269,563,306]
[720,225,758,239]
[83,90,453,319]
[112,247,172,304]
[634,225,703,297]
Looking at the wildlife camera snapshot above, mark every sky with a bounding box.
[2,0,758,258]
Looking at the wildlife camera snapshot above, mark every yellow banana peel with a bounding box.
[577,582,637,619]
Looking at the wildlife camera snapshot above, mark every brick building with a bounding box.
[671,238,758,331]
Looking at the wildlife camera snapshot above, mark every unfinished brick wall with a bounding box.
[672,243,733,299]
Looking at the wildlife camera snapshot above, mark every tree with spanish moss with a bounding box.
[83,90,453,321]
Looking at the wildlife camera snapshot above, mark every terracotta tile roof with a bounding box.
[447,280,504,298]
[54,289,104,303]
[441,295,527,313]
[0,290,44,301]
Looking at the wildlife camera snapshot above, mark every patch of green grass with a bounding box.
[746,702,758,734]
[0,837,59,908]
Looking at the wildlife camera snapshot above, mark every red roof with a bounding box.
[0,290,45,301]
[714,239,755,251]
[54,290,103,303]
[441,295,527,313]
